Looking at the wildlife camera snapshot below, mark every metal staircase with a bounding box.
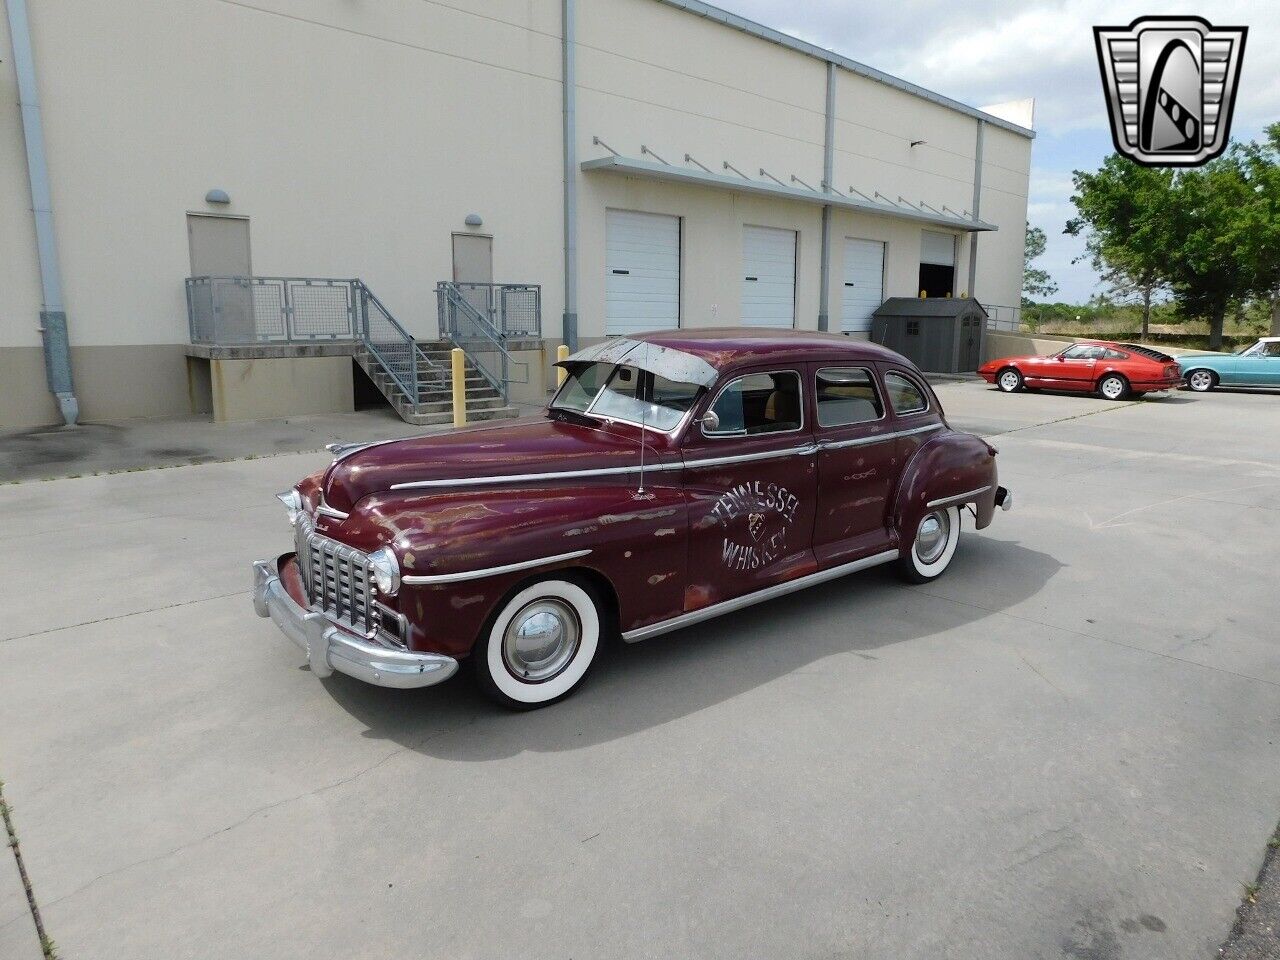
[186,275,530,426]
[354,281,521,426]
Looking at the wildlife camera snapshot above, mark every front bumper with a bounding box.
[252,557,458,689]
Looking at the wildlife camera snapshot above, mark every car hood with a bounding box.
[320,415,666,513]
[1176,351,1233,360]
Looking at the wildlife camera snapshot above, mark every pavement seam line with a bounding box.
[978,398,1144,438]
[0,590,248,645]
[0,779,57,959]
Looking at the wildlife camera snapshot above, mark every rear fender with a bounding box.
[894,431,999,544]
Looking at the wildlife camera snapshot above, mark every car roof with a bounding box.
[625,327,910,367]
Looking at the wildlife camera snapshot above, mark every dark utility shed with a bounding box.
[871,298,988,374]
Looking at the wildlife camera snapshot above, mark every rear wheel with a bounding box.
[898,506,962,583]
[1097,373,1129,401]
[475,577,601,710]
[1186,369,1217,392]
[997,368,1024,393]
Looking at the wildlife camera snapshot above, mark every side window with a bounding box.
[1062,344,1104,360]
[1262,341,1280,358]
[816,367,883,427]
[1103,348,1128,360]
[706,371,802,436]
[883,372,928,416]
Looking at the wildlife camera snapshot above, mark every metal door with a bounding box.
[452,233,493,318]
[188,215,252,340]
[958,316,982,372]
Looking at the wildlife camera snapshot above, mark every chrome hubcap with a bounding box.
[1102,378,1123,398]
[915,510,950,564]
[503,599,580,683]
[1000,372,1019,390]
[1190,371,1212,390]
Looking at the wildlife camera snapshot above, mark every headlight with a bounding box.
[368,547,400,596]
[276,489,303,527]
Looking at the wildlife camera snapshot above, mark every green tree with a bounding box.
[1233,123,1280,336]
[1022,222,1058,299]
[1065,157,1172,338]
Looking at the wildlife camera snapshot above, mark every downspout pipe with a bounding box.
[561,0,579,352]
[966,120,985,301]
[817,61,835,333]
[7,0,77,425]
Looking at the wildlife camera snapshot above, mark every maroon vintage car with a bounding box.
[253,329,1011,708]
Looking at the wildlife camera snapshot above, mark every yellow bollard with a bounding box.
[919,289,928,298]
[556,343,570,386]
[451,348,466,428]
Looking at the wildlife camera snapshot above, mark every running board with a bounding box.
[621,549,899,643]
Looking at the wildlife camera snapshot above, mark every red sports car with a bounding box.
[979,340,1182,400]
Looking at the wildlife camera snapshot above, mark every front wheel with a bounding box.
[1097,373,1129,401]
[898,505,962,583]
[475,577,601,709]
[1186,369,1217,392]
[997,368,1024,393]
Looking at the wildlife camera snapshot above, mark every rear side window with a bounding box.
[706,371,802,436]
[883,372,928,415]
[816,367,883,427]
[1103,349,1128,360]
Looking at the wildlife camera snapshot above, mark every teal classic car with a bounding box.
[1179,337,1280,392]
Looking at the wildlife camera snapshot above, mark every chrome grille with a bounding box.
[295,517,379,638]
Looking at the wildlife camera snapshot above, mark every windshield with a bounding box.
[551,362,700,432]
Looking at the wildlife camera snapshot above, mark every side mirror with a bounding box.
[700,410,720,433]
[1055,355,1065,361]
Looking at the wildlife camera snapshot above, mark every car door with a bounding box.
[681,367,818,611]
[1240,340,1280,385]
[1047,343,1102,391]
[876,365,947,507]
[811,365,899,566]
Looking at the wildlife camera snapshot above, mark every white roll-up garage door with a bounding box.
[840,238,885,333]
[921,230,956,266]
[605,210,680,335]
[742,225,796,328]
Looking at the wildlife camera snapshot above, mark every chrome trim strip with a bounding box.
[684,443,818,468]
[819,422,943,451]
[315,503,350,520]
[926,484,993,509]
[622,549,899,643]
[402,549,593,585]
[390,464,682,490]
[390,442,826,491]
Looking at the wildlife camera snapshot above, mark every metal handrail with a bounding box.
[450,282,541,337]
[353,281,419,403]
[437,282,529,400]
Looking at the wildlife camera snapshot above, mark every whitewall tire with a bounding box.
[475,578,601,709]
[898,505,961,583]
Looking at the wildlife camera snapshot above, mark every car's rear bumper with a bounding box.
[252,556,458,689]
[1132,377,1183,391]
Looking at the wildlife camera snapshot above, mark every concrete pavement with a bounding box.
[1,382,1278,958]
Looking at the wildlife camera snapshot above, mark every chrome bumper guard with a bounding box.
[252,559,458,689]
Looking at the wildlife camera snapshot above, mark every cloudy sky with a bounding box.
[713,1,1280,303]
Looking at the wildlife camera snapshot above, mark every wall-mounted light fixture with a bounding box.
[464,213,483,227]
[909,140,927,148]
[205,188,231,205]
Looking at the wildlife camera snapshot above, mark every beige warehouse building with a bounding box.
[1,0,1033,430]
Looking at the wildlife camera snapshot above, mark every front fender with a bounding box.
[894,431,999,545]
[349,484,688,658]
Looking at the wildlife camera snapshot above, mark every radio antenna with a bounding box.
[636,344,649,495]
